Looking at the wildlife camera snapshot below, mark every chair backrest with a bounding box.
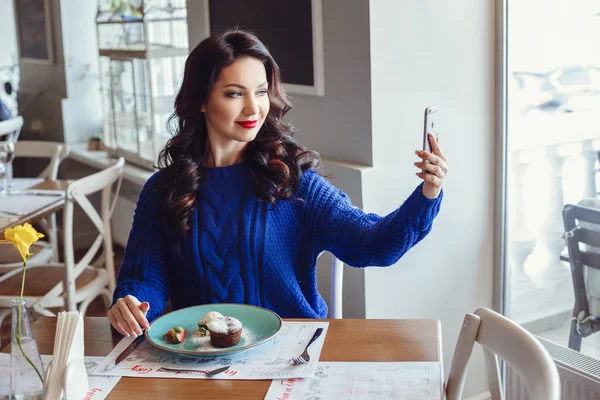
[316,252,345,318]
[330,255,344,319]
[0,116,23,141]
[446,307,560,400]
[563,202,600,317]
[62,157,125,311]
[14,141,69,180]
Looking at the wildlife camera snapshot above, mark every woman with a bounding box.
[108,30,448,337]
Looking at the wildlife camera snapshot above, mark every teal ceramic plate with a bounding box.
[145,303,283,356]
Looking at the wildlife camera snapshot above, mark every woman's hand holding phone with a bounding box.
[415,133,448,199]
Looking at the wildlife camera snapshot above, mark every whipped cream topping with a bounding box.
[199,311,223,327]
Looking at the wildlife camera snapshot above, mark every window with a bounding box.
[503,0,600,360]
[97,0,188,169]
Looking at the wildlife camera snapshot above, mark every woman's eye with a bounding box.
[226,91,242,98]
[257,89,268,96]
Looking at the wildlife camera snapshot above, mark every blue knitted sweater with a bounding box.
[113,163,443,321]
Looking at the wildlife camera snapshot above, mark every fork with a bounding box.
[292,328,324,365]
[157,365,230,376]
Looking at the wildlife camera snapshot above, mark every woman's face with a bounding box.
[202,57,270,149]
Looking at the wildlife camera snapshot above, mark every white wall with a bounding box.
[286,0,373,166]
[0,0,19,114]
[0,0,17,70]
[365,1,496,397]
[59,0,103,144]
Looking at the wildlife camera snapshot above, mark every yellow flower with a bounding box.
[1,223,45,263]
[0,223,46,383]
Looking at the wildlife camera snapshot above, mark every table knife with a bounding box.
[103,333,146,372]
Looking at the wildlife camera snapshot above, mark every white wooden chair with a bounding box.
[446,307,560,400]
[563,200,600,351]
[329,254,344,319]
[317,252,344,319]
[0,116,23,141]
[14,141,68,181]
[0,141,69,273]
[0,158,124,345]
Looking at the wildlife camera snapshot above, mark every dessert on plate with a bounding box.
[207,316,243,347]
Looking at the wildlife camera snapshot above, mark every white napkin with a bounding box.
[8,178,45,191]
[44,311,89,400]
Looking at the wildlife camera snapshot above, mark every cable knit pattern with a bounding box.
[113,164,443,321]
[197,171,248,304]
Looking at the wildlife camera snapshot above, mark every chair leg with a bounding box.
[29,310,41,324]
[79,287,111,316]
[100,289,113,312]
[0,308,13,348]
[569,319,583,351]
[78,297,93,317]
[103,235,116,293]
[92,250,106,269]
[32,303,56,318]
[483,348,504,400]
[49,213,59,262]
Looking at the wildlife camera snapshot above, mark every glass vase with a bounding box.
[10,298,44,400]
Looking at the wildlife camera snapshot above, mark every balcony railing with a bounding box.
[507,110,599,331]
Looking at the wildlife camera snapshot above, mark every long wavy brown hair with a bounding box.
[157,30,320,235]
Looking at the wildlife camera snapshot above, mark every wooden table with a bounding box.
[23,317,443,399]
[0,179,69,234]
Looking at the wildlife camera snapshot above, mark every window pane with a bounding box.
[505,0,600,358]
[110,60,138,155]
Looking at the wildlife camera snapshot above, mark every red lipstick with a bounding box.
[236,120,258,129]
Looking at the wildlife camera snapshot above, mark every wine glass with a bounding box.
[0,141,15,196]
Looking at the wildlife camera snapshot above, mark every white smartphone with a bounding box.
[423,105,439,154]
